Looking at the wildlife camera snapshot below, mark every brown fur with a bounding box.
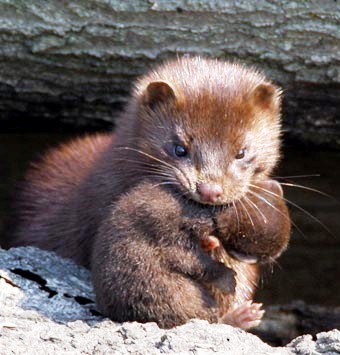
[215,180,291,263]
[3,57,290,328]
[92,181,234,327]
[91,179,289,328]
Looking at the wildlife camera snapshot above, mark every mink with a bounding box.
[3,57,291,329]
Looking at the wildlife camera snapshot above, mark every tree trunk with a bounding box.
[0,0,339,146]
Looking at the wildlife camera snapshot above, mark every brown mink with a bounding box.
[3,57,291,329]
[92,178,290,329]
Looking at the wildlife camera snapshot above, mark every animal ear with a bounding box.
[143,80,177,109]
[250,83,281,110]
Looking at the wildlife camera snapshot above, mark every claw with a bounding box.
[200,235,221,252]
[221,301,265,330]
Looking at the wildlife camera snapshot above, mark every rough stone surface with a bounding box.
[0,247,340,354]
[0,1,339,146]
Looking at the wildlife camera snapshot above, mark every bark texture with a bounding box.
[0,0,339,145]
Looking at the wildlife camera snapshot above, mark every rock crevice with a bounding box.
[0,247,339,354]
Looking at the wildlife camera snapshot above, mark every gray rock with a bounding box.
[0,246,97,324]
[0,247,339,355]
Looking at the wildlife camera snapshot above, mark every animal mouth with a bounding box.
[228,249,258,264]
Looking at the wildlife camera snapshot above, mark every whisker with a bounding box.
[247,190,286,220]
[110,159,176,176]
[238,198,256,233]
[243,195,267,224]
[113,146,181,174]
[274,174,321,179]
[150,181,181,190]
[172,186,192,201]
[112,146,193,190]
[148,175,178,182]
[142,170,177,179]
[250,184,335,237]
[279,182,339,203]
[247,189,306,238]
[111,165,177,181]
[232,200,240,235]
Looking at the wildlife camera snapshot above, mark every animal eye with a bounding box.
[235,148,246,160]
[173,144,188,158]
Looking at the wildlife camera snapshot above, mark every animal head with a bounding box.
[126,57,282,205]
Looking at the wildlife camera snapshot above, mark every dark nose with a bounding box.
[197,183,223,203]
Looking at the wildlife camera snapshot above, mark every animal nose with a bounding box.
[197,183,223,203]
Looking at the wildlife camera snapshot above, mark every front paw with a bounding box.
[200,234,221,252]
[199,235,236,294]
[221,301,265,329]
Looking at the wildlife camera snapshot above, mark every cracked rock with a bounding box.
[0,247,339,355]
